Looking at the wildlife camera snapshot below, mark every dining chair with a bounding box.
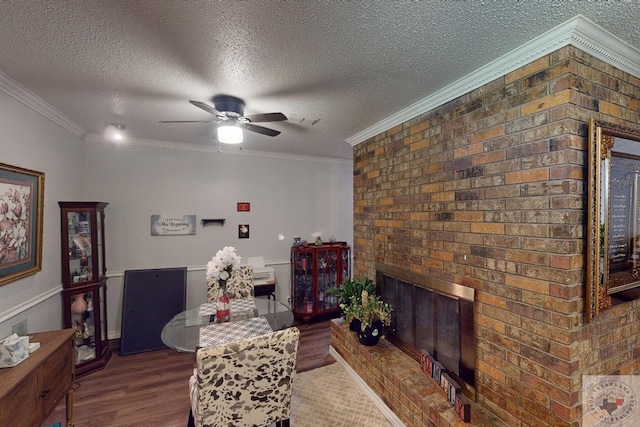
[188,326,300,427]
[207,265,254,302]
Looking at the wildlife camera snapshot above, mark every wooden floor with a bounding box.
[43,319,334,427]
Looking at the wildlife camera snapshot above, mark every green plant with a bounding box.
[327,277,375,304]
[327,277,375,319]
[347,290,393,330]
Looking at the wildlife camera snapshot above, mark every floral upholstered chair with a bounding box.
[207,265,254,302]
[188,327,300,427]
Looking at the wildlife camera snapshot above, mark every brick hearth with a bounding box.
[330,318,504,427]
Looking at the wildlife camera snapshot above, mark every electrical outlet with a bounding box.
[12,319,27,336]
[286,296,291,305]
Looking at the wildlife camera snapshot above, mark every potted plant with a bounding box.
[347,290,393,346]
[327,277,375,330]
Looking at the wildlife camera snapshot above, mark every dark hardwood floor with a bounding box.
[43,319,333,427]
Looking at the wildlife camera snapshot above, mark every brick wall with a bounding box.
[352,46,640,426]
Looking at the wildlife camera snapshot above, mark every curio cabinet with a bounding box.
[59,201,111,377]
[291,242,350,323]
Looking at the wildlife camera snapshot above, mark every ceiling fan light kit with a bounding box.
[160,95,287,144]
[218,125,243,144]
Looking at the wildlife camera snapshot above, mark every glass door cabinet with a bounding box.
[291,242,350,323]
[59,201,111,377]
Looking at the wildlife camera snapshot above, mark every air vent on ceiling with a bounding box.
[288,114,321,126]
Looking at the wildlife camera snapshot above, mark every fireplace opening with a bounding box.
[376,264,476,390]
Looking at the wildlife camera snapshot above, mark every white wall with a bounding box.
[0,89,354,340]
[0,90,85,337]
[82,142,353,338]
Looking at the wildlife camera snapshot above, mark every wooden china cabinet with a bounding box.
[59,201,111,377]
[291,242,350,323]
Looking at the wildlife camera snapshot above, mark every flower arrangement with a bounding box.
[0,186,30,263]
[206,246,241,283]
[345,290,393,331]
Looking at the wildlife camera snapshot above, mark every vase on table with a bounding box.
[215,279,230,323]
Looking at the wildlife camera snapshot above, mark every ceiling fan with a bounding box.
[160,95,287,143]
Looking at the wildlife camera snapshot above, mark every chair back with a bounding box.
[194,327,300,427]
[207,265,254,302]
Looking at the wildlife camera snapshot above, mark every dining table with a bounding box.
[161,297,295,353]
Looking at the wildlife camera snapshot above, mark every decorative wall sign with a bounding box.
[237,202,250,212]
[238,224,250,239]
[150,215,196,236]
[0,162,44,286]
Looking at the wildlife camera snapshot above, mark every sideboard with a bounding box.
[0,329,75,427]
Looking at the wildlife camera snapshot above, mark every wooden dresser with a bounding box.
[0,329,75,427]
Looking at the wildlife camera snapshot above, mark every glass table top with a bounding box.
[161,298,294,353]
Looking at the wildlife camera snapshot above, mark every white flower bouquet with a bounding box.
[206,246,241,282]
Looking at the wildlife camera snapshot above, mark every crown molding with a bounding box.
[83,132,352,165]
[570,15,640,77]
[0,70,85,137]
[346,14,640,147]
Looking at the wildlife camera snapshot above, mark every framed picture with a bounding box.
[239,224,250,239]
[586,119,640,321]
[237,202,250,212]
[0,162,44,286]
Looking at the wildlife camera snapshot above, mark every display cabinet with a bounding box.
[59,202,107,287]
[59,202,111,377]
[291,242,350,323]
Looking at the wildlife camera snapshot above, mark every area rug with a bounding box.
[291,362,394,426]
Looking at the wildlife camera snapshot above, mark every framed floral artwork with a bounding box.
[0,162,44,286]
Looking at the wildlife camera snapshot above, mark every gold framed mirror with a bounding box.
[587,119,640,322]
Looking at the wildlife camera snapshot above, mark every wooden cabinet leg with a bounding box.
[66,388,74,427]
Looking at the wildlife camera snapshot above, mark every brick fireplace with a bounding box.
[350,45,640,426]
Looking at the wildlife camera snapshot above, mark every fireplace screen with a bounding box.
[416,286,434,355]
[395,280,414,345]
[436,293,460,377]
[377,264,475,387]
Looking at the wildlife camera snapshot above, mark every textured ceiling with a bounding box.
[0,1,639,160]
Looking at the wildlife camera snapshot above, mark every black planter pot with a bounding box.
[349,318,360,331]
[356,319,383,346]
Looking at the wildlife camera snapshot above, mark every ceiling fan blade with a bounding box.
[241,123,281,137]
[159,120,215,123]
[189,100,228,120]
[244,112,288,123]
